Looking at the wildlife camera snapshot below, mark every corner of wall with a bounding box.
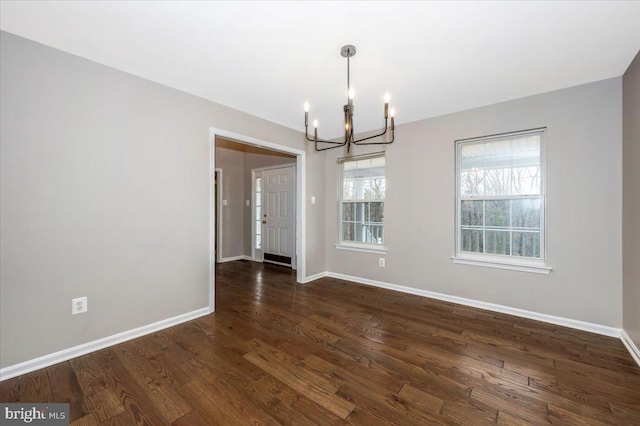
[622,50,640,355]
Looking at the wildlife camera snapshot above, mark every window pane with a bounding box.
[369,202,384,223]
[370,178,385,199]
[342,222,355,241]
[342,203,354,221]
[511,135,540,167]
[367,225,384,244]
[460,134,541,197]
[343,167,356,179]
[342,158,385,200]
[460,170,485,197]
[484,167,511,196]
[255,174,262,251]
[486,230,510,255]
[461,200,483,226]
[343,179,356,200]
[355,202,366,222]
[356,179,366,199]
[370,156,385,170]
[485,200,509,227]
[512,231,540,258]
[511,199,541,229]
[460,142,485,170]
[482,139,512,169]
[461,229,483,253]
[511,166,541,195]
[356,159,371,177]
[370,162,385,178]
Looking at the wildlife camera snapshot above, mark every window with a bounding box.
[339,154,386,249]
[454,129,550,274]
[255,176,262,250]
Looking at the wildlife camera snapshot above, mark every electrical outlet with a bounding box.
[72,297,88,315]
[379,258,385,267]
[246,200,250,206]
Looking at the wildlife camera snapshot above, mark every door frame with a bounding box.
[215,168,223,263]
[251,164,297,267]
[209,128,306,313]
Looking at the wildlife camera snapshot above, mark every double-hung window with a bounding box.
[338,154,386,251]
[454,129,550,274]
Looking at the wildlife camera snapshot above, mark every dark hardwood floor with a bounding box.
[2,261,640,425]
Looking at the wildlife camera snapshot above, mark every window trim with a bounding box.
[335,242,388,254]
[338,152,386,248]
[452,128,551,274]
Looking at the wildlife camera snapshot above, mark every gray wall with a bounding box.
[214,138,295,259]
[623,51,640,347]
[214,140,245,259]
[0,31,325,368]
[325,78,623,327]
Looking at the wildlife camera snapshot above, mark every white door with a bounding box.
[262,166,295,267]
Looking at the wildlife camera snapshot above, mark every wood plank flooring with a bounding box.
[2,260,639,425]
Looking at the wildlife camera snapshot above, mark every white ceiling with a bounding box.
[2,1,639,139]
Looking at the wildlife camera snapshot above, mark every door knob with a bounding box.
[262,220,267,224]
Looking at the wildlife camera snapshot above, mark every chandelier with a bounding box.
[304,45,395,152]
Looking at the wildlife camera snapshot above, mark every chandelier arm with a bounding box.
[306,134,346,144]
[305,125,346,144]
[351,120,391,144]
[315,141,347,151]
[351,128,394,145]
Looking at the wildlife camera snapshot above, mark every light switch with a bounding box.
[222,199,228,206]
[246,200,250,206]
[311,196,316,204]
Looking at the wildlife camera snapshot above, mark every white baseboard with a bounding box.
[219,255,252,263]
[302,271,328,283]
[2,271,633,382]
[324,272,622,338]
[621,329,640,367]
[0,307,210,382]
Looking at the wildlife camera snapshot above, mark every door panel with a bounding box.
[279,228,287,253]
[262,166,295,267]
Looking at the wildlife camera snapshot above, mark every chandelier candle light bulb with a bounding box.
[384,93,390,118]
[303,44,396,152]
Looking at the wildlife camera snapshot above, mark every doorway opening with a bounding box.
[209,128,306,313]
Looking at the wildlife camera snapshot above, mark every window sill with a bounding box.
[451,255,552,275]
[335,242,388,254]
